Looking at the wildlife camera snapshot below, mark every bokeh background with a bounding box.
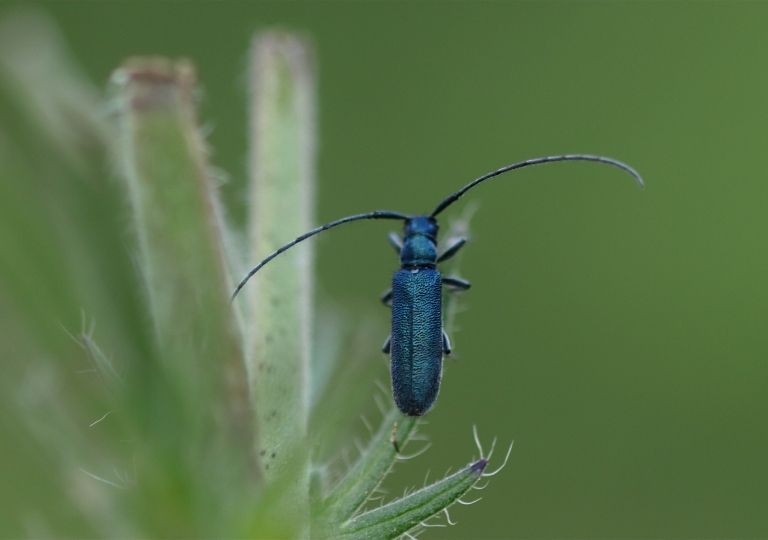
[2,2,768,538]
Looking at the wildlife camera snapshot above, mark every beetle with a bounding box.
[232,155,643,416]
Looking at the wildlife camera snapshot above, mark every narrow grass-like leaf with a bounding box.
[338,459,487,540]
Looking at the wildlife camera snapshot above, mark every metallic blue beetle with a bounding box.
[232,155,643,416]
[381,216,473,415]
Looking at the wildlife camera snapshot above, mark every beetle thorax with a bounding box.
[400,216,438,267]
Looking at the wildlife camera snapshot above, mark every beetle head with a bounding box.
[404,215,438,242]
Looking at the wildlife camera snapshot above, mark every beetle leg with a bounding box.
[380,288,393,307]
[442,276,471,291]
[437,237,467,263]
[442,330,452,355]
[388,232,404,255]
[382,335,392,354]
[390,422,400,452]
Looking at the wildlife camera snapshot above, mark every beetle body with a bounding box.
[390,267,443,415]
[231,155,643,417]
[388,217,446,416]
[380,217,471,415]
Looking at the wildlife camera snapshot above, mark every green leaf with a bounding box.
[338,459,487,540]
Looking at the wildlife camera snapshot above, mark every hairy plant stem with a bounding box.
[246,32,316,537]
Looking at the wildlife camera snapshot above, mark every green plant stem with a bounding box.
[246,32,316,536]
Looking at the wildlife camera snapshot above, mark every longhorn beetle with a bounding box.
[232,155,643,416]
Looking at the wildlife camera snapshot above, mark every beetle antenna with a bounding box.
[431,155,643,217]
[231,210,408,301]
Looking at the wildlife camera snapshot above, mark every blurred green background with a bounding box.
[2,1,768,538]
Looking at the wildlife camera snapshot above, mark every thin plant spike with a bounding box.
[396,443,432,461]
[360,415,373,434]
[482,441,514,477]
[486,437,498,461]
[79,468,126,490]
[88,411,114,427]
[472,425,485,459]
